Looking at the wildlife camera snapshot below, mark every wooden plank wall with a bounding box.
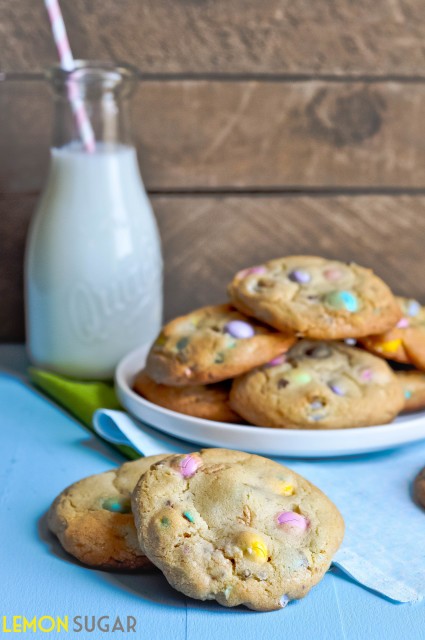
[2,1,425,340]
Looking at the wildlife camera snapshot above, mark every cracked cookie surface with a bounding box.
[230,340,404,429]
[133,370,242,423]
[48,455,169,570]
[131,449,344,611]
[360,297,425,371]
[145,304,295,386]
[228,256,400,339]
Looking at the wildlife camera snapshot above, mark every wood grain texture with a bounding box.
[2,193,425,340]
[2,78,425,193]
[2,0,425,76]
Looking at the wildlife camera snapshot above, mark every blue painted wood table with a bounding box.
[1,345,424,640]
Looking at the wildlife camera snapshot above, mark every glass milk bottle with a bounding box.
[25,62,163,379]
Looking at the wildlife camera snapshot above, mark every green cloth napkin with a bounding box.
[28,368,139,460]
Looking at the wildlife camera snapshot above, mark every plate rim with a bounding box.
[115,344,425,455]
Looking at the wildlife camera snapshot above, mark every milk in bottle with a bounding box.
[25,62,162,378]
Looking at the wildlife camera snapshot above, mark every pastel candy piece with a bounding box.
[179,455,201,478]
[288,269,311,284]
[280,595,290,608]
[224,320,255,339]
[359,367,373,381]
[305,344,332,359]
[290,371,312,385]
[237,532,268,563]
[406,300,421,316]
[176,336,189,351]
[310,400,324,410]
[155,333,167,348]
[237,265,267,279]
[329,381,345,396]
[265,354,287,368]
[404,390,412,399]
[378,338,402,353]
[102,497,131,514]
[183,511,195,523]
[324,290,358,312]
[344,338,357,346]
[277,511,308,531]
[397,318,410,328]
[278,482,294,496]
[323,267,342,281]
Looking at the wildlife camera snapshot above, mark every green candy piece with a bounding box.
[102,497,131,514]
[214,352,225,364]
[161,516,171,527]
[176,337,190,351]
[324,290,358,312]
[292,371,312,385]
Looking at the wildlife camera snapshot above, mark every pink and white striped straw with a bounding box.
[44,0,96,152]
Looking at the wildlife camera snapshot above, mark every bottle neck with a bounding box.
[48,61,137,151]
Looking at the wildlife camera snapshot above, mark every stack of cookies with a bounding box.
[49,449,345,610]
[135,255,425,430]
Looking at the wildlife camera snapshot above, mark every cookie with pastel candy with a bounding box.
[48,454,170,570]
[131,449,344,611]
[144,303,295,386]
[133,370,242,423]
[227,255,401,339]
[395,370,425,413]
[229,340,404,429]
[360,297,425,372]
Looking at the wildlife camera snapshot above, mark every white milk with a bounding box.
[25,144,163,379]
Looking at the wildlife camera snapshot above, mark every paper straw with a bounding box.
[44,0,96,152]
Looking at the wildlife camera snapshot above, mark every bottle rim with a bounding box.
[46,60,139,87]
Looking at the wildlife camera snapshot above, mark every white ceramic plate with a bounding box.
[115,345,425,458]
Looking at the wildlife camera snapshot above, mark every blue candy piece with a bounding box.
[102,497,131,514]
[280,595,289,608]
[324,290,358,312]
[404,390,412,400]
[406,300,421,317]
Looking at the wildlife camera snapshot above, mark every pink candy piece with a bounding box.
[360,367,373,382]
[397,318,409,329]
[277,511,308,530]
[323,268,342,282]
[179,455,201,478]
[265,354,287,368]
[237,265,267,279]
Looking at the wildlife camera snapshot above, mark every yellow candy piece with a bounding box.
[154,333,167,348]
[238,532,268,563]
[268,478,294,496]
[378,339,402,353]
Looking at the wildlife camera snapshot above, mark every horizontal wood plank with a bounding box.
[2,193,425,340]
[2,1,425,76]
[2,79,425,193]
